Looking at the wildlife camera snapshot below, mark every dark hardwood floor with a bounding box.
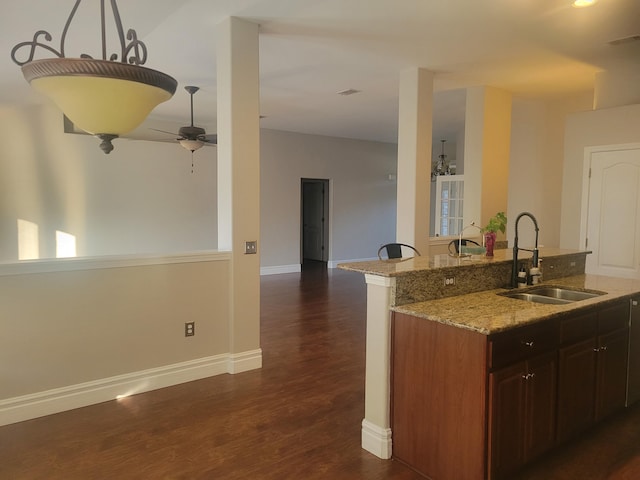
[1,262,639,479]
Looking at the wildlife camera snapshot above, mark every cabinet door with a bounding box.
[557,338,598,443]
[596,328,630,420]
[489,362,526,478]
[524,352,557,462]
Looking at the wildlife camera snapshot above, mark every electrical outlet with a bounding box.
[185,322,195,337]
[444,277,455,286]
[245,241,257,254]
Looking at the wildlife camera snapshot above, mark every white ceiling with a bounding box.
[2,0,639,147]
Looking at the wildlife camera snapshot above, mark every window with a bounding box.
[434,175,464,236]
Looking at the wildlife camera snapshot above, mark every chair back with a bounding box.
[377,243,421,260]
[448,239,481,255]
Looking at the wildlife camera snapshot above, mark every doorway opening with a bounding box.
[301,178,329,267]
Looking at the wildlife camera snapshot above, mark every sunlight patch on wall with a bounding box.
[17,219,39,260]
[56,230,77,258]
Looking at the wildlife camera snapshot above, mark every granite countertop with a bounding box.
[391,274,640,336]
[338,248,587,277]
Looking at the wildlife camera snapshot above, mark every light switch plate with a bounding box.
[245,241,257,254]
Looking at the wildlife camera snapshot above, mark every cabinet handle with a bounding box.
[593,347,600,352]
[522,341,534,348]
[601,345,607,351]
[522,373,536,380]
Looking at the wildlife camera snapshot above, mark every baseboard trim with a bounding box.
[260,264,301,275]
[361,419,393,459]
[0,350,263,427]
[227,348,263,374]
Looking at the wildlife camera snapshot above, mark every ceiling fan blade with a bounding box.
[201,134,218,144]
[150,128,179,136]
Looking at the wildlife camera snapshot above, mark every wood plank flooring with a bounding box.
[1,263,639,479]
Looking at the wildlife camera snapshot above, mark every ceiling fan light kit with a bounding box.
[10,0,177,154]
[151,85,217,155]
[179,139,204,152]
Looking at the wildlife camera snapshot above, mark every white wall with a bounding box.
[0,102,241,426]
[561,103,640,248]
[0,103,217,262]
[0,256,230,400]
[0,254,239,426]
[508,94,592,249]
[9,98,598,268]
[260,129,398,269]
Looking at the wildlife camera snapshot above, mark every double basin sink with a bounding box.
[499,286,606,305]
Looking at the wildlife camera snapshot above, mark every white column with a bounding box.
[361,273,396,459]
[396,68,433,255]
[464,86,512,236]
[217,17,262,370]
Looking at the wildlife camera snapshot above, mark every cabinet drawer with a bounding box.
[489,320,560,370]
[560,310,597,345]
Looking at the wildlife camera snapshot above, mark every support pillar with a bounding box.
[463,86,511,238]
[396,68,433,255]
[217,17,262,371]
[361,273,396,459]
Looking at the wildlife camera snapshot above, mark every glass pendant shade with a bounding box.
[25,59,176,137]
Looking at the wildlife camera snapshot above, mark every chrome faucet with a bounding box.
[511,212,539,288]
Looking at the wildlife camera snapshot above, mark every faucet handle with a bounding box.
[529,264,542,285]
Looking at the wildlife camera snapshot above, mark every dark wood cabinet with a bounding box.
[488,351,557,478]
[391,313,488,480]
[557,337,598,441]
[524,353,558,461]
[595,327,630,420]
[488,362,526,476]
[392,299,631,480]
[557,302,630,442]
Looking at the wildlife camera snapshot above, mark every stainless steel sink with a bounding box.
[499,286,606,304]
[526,286,604,302]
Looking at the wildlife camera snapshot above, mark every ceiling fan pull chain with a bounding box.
[191,151,194,174]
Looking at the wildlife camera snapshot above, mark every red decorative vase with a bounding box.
[484,232,496,257]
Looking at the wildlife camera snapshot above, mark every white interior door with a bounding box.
[586,147,640,279]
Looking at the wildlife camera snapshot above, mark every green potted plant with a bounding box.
[482,212,507,257]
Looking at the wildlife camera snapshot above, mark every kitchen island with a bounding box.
[392,275,639,479]
[339,249,640,478]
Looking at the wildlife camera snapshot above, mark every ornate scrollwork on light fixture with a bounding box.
[10,0,177,154]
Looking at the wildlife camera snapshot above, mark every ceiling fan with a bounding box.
[152,86,217,152]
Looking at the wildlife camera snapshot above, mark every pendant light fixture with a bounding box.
[11,0,177,154]
[431,139,452,181]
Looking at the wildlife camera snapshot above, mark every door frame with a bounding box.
[300,178,330,263]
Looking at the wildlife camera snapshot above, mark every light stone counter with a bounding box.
[339,248,591,306]
[338,247,586,277]
[392,274,640,335]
